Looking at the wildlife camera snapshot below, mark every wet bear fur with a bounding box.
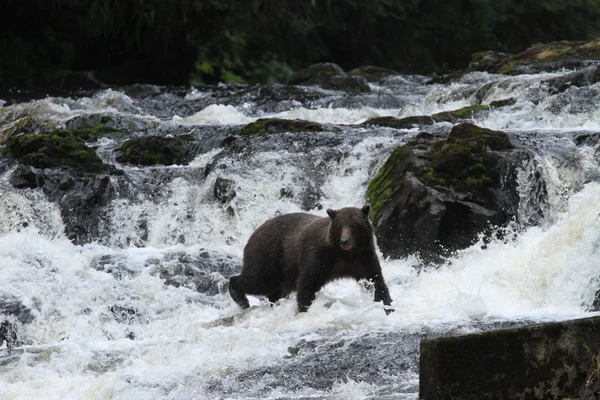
[229,205,393,314]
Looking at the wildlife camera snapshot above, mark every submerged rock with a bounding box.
[362,115,436,129]
[366,123,530,262]
[150,250,240,295]
[213,177,236,204]
[0,295,35,350]
[287,63,371,92]
[116,135,194,166]
[431,105,490,123]
[240,118,327,136]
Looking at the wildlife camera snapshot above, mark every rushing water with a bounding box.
[1,69,600,399]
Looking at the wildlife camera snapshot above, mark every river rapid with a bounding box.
[1,69,600,399]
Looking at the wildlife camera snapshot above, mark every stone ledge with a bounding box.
[420,316,600,400]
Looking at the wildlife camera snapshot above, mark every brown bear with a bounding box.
[228,205,393,314]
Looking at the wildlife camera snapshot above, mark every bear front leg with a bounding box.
[296,266,328,313]
[360,253,394,315]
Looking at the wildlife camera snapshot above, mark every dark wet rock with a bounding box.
[575,132,600,147]
[431,105,490,123]
[591,288,600,312]
[347,65,399,82]
[10,165,40,189]
[468,50,513,74]
[240,118,328,136]
[0,321,18,350]
[108,305,144,325]
[151,250,240,295]
[65,113,153,133]
[470,39,600,76]
[301,184,323,211]
[116,135,194,166]
[213,177,236,204]
[279,187,294,199]
[362,115,436,129]
[0,296,34,325]
[420,316,600,400]
[288,63,371,93]
[90,254,141,280]
[0,295,35,350]
[208,331,421,397]
[543,65,600,94]
[10,168,118,244]
[366,123,534,262]
[3,130,112,173]
[488,98,517,108]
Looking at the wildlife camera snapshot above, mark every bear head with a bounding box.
[326,205,373,251]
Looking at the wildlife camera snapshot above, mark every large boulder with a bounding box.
[366,123,533,262]
[287,63,371,93]
[469,39,600,75]
[420,316,600,400]
[2,129,115,173]
[3,127,120,244]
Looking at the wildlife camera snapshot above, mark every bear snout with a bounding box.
[340,228,353,250]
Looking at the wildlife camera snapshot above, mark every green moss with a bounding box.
[362,116,435,129]
[448,123,513,151]
[420,167,446,186]
[3,132,105,172]
[496,60,520,74]
[366,145,414,224]
[240,118,326,136]
[432,105,490,122]
[116,135,193,166]
[429,135,496,191]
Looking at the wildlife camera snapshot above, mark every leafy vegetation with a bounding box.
[1,0,600,88]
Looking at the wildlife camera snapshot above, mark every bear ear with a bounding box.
[361,204,371,216]
[327,209,337,219]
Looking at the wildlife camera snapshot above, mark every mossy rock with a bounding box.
[347,65,399,82]
[361,116,435,129]
[488,98,516,108]
[493,39,600,75]
[425,124,512,191]
[287,63,370,92]
[240,118,327,136]
[61,125,122,141]
[116,135,194,166]
[468,51,513,73]
[366,123,513,224]
[2,131,106,172]
[366,145,416,224]
[431,105,490,122]
[447,123,513,151]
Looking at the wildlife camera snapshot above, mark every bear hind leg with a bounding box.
[229,275,250,309]
[267,289,284,305]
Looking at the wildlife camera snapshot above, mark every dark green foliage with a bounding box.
[116,135,194,166]
[1,0,600,89]
[240,118,326,136]
[3,130,107,172]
